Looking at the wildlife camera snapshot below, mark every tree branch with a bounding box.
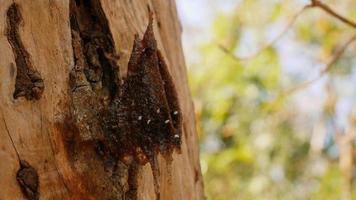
[310,0,356,29]
[217,1,356,96]
[285,34,356,94]
[218,5,310,62]
[218,1,356,62]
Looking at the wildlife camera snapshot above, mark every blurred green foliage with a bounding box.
[187,0,356,199]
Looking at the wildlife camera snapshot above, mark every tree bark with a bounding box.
[0,0,203,199]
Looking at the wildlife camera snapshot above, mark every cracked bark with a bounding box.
[0,0,203,200]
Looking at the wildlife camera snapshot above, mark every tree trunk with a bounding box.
[0,0,203,199]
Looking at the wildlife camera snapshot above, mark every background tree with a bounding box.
[178,0,356,199]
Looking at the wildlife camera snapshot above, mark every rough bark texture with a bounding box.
[0,0,203,200]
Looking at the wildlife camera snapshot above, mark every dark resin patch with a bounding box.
[16,160,39,200]
[68,1,127,199]
[102,14,182,164]
[6,4,44,100]
[98,14,182,198]
[68,2,182,198]
[100,16,182,197]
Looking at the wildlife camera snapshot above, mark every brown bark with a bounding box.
[0,0,203,199]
